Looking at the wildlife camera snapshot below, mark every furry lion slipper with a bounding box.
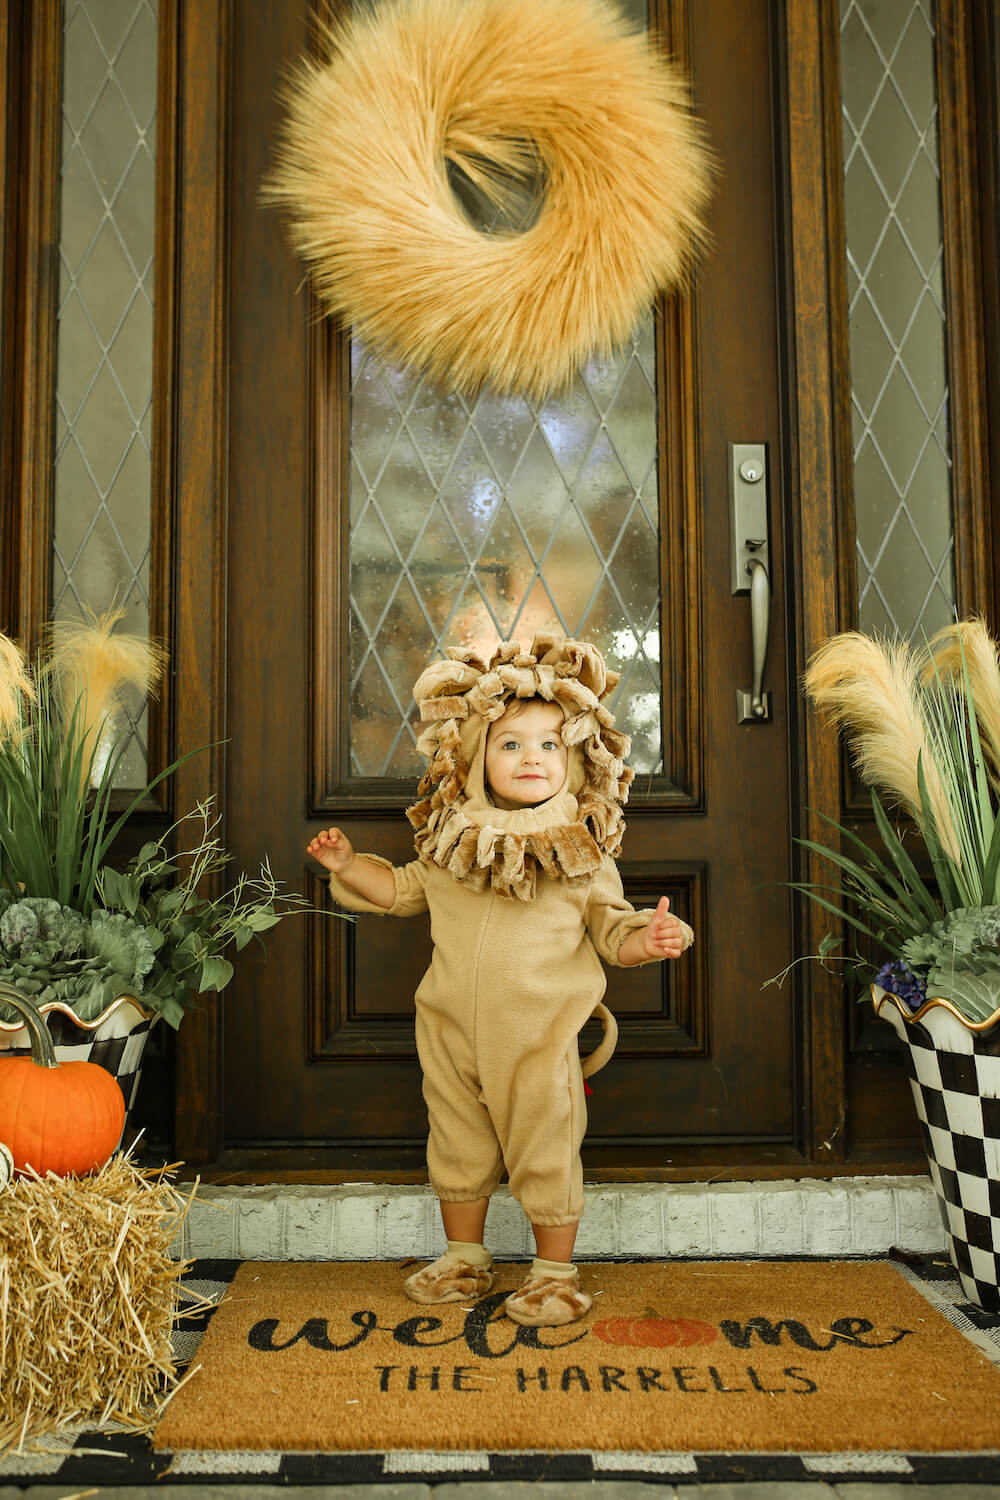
[404,1255,496,1304]
[505,1268,593,1326]
[265,0,713,398]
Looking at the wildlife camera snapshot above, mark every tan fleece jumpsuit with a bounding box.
[328,850,656,1226]
[327,635,695,1227]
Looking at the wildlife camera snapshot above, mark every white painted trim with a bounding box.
[173,1176,943,1262]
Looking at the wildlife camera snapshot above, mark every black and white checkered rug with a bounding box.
[2,1254,999,1487]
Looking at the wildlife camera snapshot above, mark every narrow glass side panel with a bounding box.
[52,0,158,787]
[840,0,955,639]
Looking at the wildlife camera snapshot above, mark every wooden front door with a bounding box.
[218,0,795,1167]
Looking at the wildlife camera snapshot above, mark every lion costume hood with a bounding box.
[406,635,634,900]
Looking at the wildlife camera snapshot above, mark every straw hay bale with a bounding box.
[0,1152,198,1455]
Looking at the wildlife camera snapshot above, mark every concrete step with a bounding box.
[173,1176,943,1262]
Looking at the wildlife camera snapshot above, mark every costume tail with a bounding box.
[581,1001,618,1079]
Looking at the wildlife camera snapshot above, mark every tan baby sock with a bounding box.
[446,1238,492,1267]
[530,1256,576,1278]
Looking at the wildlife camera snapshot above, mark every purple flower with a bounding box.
[874,959,927,1012]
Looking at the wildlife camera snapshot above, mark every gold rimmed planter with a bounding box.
[0,993,157,1137]
[872,983,1000,1312]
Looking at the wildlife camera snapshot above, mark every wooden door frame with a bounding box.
[1,0,997,1171]
[1,0,62,649]
[781,0,997,1168]
[161,0,231,1164]
[0,0,230,1163]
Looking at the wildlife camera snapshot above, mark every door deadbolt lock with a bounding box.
[729,442,772,724]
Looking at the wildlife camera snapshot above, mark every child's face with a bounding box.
[484,700,568,811]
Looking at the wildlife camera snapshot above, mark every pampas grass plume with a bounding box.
[805,631,961,861]
[0,634,35,742]
[48,607,167,761]
[925,617,1000,792]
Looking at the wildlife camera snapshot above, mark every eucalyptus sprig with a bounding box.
[93,799,329,1029]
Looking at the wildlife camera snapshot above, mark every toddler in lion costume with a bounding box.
[308,636,693,1327]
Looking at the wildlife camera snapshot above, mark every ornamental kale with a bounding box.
[898,905,1000,1023]
[84,909,157,991]
[0,897,84,958]
[0,898,147,1022]
[902,904,1000,969]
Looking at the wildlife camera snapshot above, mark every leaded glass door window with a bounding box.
[348,325,663,778]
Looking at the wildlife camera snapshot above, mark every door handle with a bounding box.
[745,553,770,719]
[729,442,772,723]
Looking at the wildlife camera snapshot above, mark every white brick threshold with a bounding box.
[173,1175,945,1262]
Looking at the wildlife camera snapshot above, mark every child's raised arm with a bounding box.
[306,827,395,909]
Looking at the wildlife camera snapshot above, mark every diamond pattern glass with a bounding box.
[349,323,662,779]
[348,0,657,780]
[840,0,955,640]
[53,0,158,786]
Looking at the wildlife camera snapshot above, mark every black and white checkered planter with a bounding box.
[0,993,156,1126]
[873,983,1000,1314]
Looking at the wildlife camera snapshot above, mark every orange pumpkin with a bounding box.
[0,985,125,1176]
[593,1314,718,1348]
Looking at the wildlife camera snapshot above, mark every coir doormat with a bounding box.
[154,1258,1000,1455]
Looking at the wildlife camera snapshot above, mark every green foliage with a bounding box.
[0,657,205,915]
[789,627,1000,1025]
[94,800,314,1029]
[787,789,946,969]
[0,800,321,1028]
[0,634,331,1030]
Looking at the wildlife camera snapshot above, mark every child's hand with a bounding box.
[640,896,690,960]
[306,826,355,874]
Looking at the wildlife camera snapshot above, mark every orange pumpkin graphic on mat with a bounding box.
[593,1312,718,1348]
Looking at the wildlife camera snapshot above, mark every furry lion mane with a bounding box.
[264,0,714,399]
[406,635,634,899]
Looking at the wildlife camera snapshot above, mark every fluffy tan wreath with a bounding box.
[265,0,714,399]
